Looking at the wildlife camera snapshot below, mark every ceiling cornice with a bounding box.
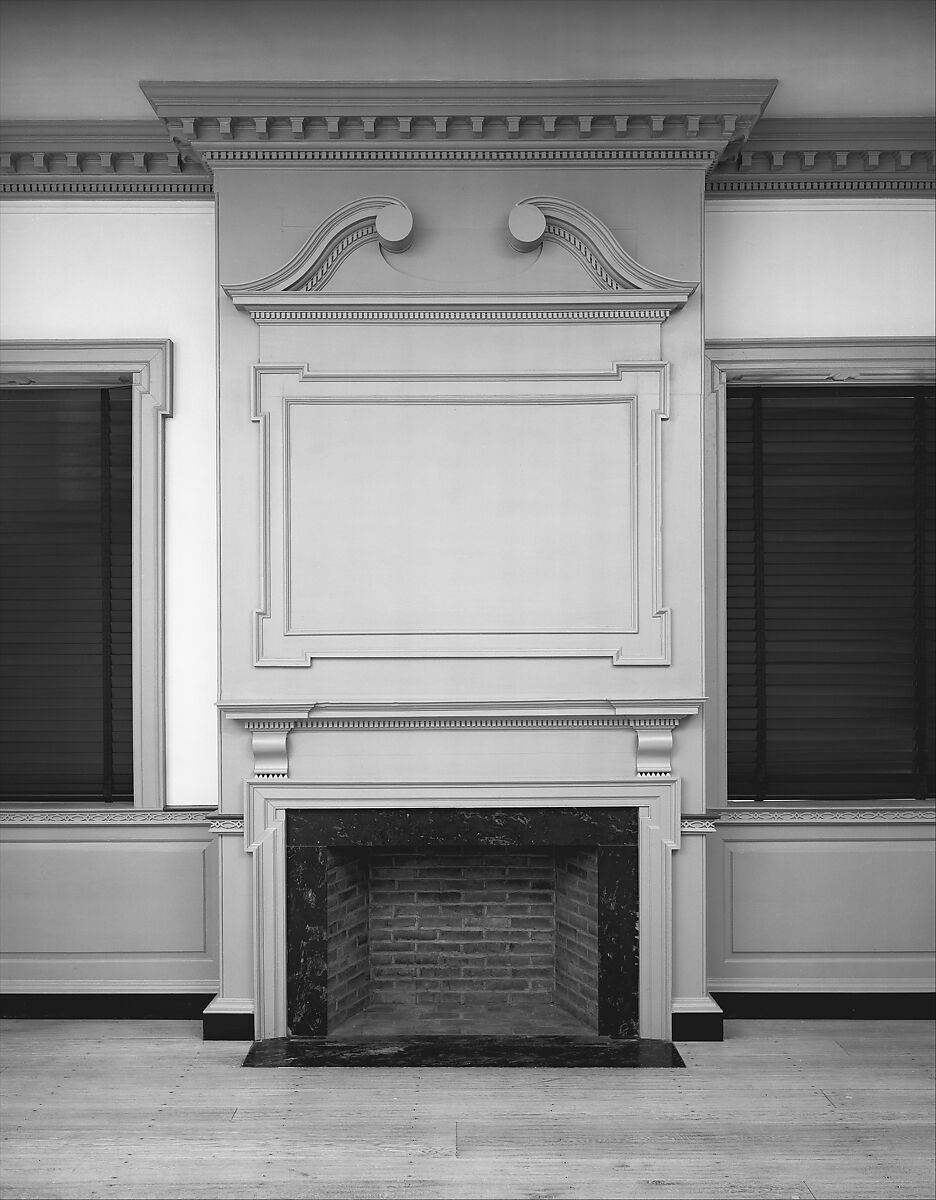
[0,119,210,197]
[3,107,933,199]
[709,117,935,194]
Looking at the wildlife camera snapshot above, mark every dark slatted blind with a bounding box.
[727,386,934,802]
[0,388,133,802]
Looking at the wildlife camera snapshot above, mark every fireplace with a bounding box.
[242,779,681,1043]
[285,806,638,1038]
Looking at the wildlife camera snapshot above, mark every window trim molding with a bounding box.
[0,340,173,810]
[703,337,936,809]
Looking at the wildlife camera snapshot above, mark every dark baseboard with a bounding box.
[672,1010,724,1041]
[713,992,936,1020]
[202,1011,256,1041]
[0,993,216,1020]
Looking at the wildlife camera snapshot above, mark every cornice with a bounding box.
[0,120,211,198]
[140,79,775,163]
[708,117,935,194]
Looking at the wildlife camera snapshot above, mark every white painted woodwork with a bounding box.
[707,819,936,992]
[0,824,218,992]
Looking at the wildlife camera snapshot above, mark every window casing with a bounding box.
[725,385,934,802]
[0,342,171,809]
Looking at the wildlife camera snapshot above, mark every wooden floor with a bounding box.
[1,1019,933,1199]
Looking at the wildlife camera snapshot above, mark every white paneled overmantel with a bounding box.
[199,76,741,1035]
[247,364,674,667]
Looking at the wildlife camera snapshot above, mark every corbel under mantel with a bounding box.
[220,699,704,780]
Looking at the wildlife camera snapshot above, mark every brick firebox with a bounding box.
[285,806,639,1039]
[326,848,601,1032]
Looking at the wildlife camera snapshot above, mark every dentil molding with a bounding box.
[0,120,211,197]
[708,118,935,194]
[220,700,703,780]
[141,79,776,168]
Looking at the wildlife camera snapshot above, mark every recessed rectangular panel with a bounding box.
[286,399,633,635]
[728,841,936,954]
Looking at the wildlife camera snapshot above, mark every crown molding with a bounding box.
[0,119,211,198]
[140,78,776,168]
[708,117,935,195]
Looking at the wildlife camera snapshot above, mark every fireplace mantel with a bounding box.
[243,779,680,1042]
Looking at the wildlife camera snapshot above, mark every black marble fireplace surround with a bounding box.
[284,806,640,1041]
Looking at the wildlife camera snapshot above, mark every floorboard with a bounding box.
[0,1019,932,1200]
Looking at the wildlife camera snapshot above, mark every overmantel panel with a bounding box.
[251,365,668,668]
[215,107,708,705]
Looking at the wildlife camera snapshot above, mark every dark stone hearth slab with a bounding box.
[243,1035,685,1068]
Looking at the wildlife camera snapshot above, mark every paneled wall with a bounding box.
[0,819,218,993]
[703,195,935,997]
[0,201,220,997]
[707,816,935,992]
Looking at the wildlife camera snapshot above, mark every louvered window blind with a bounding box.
[0,388,133,802]
[726,386,934,802]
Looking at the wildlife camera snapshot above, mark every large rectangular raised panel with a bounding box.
[254,368,668,666]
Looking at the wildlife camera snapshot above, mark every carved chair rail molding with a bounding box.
[219,699,704,781]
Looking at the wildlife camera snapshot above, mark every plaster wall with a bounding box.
[0,201,219,810]
[704,199,936,339]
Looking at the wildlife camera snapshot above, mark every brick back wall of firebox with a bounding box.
[326,851,370,1028]
[368,850,556,1006]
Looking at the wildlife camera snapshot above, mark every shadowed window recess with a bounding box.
[726,386,934,802]
[0,388,133,803]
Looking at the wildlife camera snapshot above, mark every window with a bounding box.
[0,387,132,801]
[726,385,934,802]
[0,342,171,809]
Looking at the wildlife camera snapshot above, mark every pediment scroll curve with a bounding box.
[507,195,697,298]
[223,195,414,296]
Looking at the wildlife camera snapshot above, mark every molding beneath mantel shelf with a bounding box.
[220,699,704,781]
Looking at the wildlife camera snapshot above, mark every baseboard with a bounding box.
[712,992,936,1020]
[202,996,255,1041]
[671,995,724,1041]
[0,992,215,1019]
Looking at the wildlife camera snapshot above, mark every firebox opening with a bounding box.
[326,847,600,1037]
